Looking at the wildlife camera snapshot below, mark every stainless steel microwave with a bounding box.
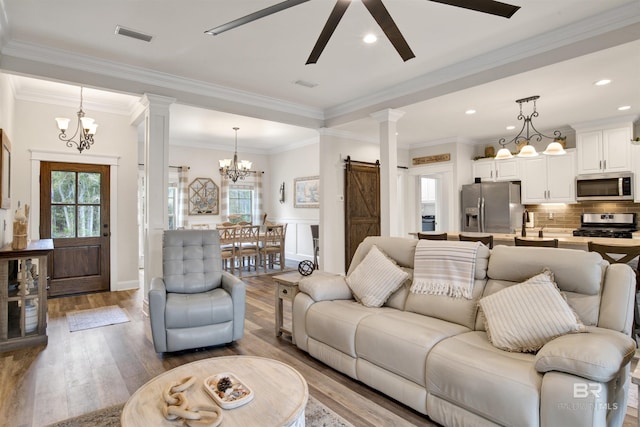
[575,172,634,201]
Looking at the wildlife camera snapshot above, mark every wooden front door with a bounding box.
[344,158,380,271]
[40,162,110,296]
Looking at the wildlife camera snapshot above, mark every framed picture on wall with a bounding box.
[294,176,319,208]
[189,177,219,215]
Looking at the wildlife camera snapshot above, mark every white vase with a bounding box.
[25,303,38,333]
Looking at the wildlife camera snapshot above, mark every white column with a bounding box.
[370,109,405,237]
[139,94,175,313]
[318,128,345,274]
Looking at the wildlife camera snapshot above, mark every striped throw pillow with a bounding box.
[346,245,409,308]
[479,268,585,353]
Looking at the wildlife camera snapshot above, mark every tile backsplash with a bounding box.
[524,202,640,229]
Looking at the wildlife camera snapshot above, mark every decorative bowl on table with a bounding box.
[204,373,254,409]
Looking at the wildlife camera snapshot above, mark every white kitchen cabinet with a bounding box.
[576,126,632,174]
[521,150,576,203]
[472,158,519,182]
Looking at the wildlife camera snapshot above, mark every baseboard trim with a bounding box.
[112,280,139,292]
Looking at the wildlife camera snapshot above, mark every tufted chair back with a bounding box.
[163,230,223,294]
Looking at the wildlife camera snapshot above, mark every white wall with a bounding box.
[0,74,15,246]
[320,131,380,274]
[168,144,270,227]
[407,140,476,233]
[12,97,139,290]
[268,139,319,262]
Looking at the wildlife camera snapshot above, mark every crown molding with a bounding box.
[324,2,640,124]
[570,114,640,131]
[9,75,140,115]
[1,39,325,122]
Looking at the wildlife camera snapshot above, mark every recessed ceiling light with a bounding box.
[594,79,611,86]
[465,109,476,115]
[506,125,516,130]
[618,105,631,111]
[363,34,377,44]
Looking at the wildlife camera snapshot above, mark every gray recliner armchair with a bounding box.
[149,229,245,353]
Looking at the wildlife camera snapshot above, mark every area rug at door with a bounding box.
[66,305,130,332]
[45,395,354,427]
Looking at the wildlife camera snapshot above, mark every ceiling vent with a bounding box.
[115,25,153,42]
[294,80,318,89]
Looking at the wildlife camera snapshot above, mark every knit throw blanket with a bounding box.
[410,240,481,299]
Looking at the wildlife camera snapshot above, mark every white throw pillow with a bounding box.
[346,245,409,308]
[479,268,585,353]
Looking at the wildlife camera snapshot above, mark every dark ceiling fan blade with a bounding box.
[205,0,310,35]
[362,0,415,62]
[306,0,351,65]
[429,0,520,18]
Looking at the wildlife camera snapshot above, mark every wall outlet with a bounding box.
[548,212,553,219]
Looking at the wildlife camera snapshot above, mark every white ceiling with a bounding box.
[1,0,639,151]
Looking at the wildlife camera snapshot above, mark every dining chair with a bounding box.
[310,224,320,269]
[236,225,260,276]
[513,237,558,248]
[588,241,640,342]
[217,226,237,273]
[191,223,210,229]
[417,232,448,241]
[459,234,493,249]
[261,224,286,272]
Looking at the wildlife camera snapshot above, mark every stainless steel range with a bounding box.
[573,213,637,239]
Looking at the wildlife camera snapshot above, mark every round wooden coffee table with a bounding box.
[122,356,308,427]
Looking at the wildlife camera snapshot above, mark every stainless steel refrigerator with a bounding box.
[461,182,523,233]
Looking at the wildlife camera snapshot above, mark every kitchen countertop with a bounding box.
[412,228,640,250]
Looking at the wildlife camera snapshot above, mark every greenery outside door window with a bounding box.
[51,171,101,238]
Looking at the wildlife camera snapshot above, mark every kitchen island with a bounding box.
[411,229,640,251]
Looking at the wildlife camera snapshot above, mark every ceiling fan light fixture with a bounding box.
[594,79,611,86]
[363,33,377,44]
[618,105,631,111]
[465,109,476,115]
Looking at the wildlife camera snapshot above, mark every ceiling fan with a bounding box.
[205,0,520,64]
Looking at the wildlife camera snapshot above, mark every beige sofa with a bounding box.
[292,236,637,427]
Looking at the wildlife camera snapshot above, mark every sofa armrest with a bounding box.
[535,328,636,382]
[221,271,246,341]
[299,274,353,302]
[149,277,168,352]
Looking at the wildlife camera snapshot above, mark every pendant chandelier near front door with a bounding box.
[55,87,98,153]
[495,96,566,160]
[219,127,252,182]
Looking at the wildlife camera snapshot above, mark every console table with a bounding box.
[0,239,53,352]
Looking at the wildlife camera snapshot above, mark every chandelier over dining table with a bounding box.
[219,127,252,182]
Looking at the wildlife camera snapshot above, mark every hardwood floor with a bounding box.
[0,271,637,426]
